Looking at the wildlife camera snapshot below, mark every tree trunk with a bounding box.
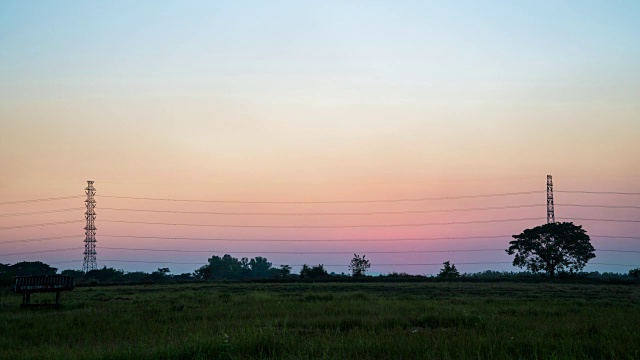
[549,267,555,279]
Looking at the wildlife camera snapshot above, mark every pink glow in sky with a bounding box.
[1,1,639,274]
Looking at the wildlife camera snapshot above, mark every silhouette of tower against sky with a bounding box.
[83,180,97,272]
[547,175,555,223]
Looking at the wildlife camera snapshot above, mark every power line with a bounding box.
[0,235,78,245]
[0,190,636,207]
[0,203,633,218]
[98,247,506,254]
[0,247,82,256]
[318,262,640,268]
[590,263,640,267]
[96,247,640,255]
[99,191,544,204]
[597,249,640,253]
[101,217,543,228]
[99,204,545,216]
[3,244,636,257]
[0,189,635,207]
[95,203,640,216]
[0,220,84,230]
[565,218,640,223]
[591,235,640,240]
[0,195,83,206]
[36,259,640,268]
[558,204,640,210]
[100,234,640,242]
[54,259,640,268]
[93,216,640,227]
[557,190,640,196]
[1,234,636,246]
[0,208,84,217]
[95,259,515,266]
[0,202,617,219]
[50,260,84,265]
[95,259,203,265]
[100,234,513,242]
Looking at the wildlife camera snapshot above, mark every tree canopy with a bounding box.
[85,266,125,282]
[349,254,371,277]
[249,257,273,278]
[194,254,282,280]
[438,261,460,278]
[1,261,58,285]
[300,264,329,279]
[7,261,57,276]
[507,222,595,278]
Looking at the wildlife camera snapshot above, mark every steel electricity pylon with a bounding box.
[82,180,97,272]
[547,175,555,224]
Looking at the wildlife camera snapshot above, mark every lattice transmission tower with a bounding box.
[547,175,555,224]
[82,180,97,272]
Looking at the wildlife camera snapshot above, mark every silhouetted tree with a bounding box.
[507,222,595,278]
[122,271,149,282]
[300,264,329,279]
[205,255,245,279]
[9,261,57,276]
[349,254,371,277]
[173,272,194,280]
[300,264,311,279]
[193,264,211,280]
[240,257,252,277]
[249,257,273,278]
[60,269,84,277]
[278,265,292,278]
[0,263,12,287]
[194,254,280,280]
[146,267,171,281]
[85,266,125,282]
[630,268,640,280]
[438,261,460,278]
[0,261,59,286]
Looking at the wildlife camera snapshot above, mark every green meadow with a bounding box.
[1,282,639,359]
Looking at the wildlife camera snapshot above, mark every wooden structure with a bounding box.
[15,275,74,306]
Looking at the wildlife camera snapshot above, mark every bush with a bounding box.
[438,261,460,278]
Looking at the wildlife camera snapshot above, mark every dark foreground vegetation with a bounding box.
[2,258,639,287]
[1,281,639,359]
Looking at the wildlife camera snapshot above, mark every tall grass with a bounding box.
[0,282,638,359]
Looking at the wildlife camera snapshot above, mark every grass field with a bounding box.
[1,281,639,359]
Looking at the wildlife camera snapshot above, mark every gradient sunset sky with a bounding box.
[1,1,639,274]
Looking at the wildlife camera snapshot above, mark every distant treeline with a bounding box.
[1,255,639,287]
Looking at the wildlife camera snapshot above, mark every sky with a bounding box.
[1,1,639,275]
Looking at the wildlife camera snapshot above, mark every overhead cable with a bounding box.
[0,208,84,217]
[58,259,640,268]
[0,220,84,230]
[0,247,83,256]
[101,217,543,228]
[0,235,79,245]
[99,234,512,242]
[98,247,505,254]
[557,190,640,196]
[96,246,640,255]
[99,191,544,204]
[95,203,639,216]
[1,234,636,246]
[565,218,640,223]
[0,195,83,205]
